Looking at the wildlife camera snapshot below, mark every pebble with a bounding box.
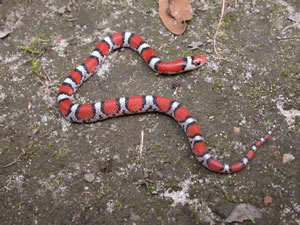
[282,153,295,164]
[84,173,95,183]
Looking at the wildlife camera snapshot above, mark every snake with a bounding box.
[57,32,275,173]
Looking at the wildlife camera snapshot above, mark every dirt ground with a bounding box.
[0,0,299,224]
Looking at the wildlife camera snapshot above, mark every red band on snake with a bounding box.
[57,32,275,173]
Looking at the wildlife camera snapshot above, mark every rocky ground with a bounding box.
[0,0,299,224]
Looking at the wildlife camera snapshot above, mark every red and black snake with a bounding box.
[58,32,275,173]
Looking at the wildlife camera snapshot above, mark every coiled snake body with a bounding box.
[58,32,274,173]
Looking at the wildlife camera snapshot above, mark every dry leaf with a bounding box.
[288,12,300,23]
[187,41,204,50]
[0,29,11,39]
[57,3,72,15]
[225,203,262,223]
[289,12,300,29]
[169,0,193,22]
[264,195,273,206]
[159,0,193,35]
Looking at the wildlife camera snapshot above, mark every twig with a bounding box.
[1,149,26,168]
[282,23,297,32]
[139,130,144,158]
[276,35,300,40]
[269,19,278,36]
[230,46,246,56]
[173,86,179,98]
[213,0,227,60]
[42,66,51,82]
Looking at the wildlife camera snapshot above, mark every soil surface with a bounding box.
[0,0,299,225]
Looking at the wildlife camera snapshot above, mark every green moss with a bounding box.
[153,142,162,152]
[17,200,25,207]
[224,12,239,23]
[182,50,193,57]
[114,201,122,209]
[141,206,150,215]
[219,33,229,42]
[211,14,217,21]
[174,159,180,165]
[214,79,224,89]
[146,184,156,192]
[280,71,289,77]
[53,148,68,160]
[3,144,9,152]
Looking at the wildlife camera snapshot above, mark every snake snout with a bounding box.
[194,56,207,65]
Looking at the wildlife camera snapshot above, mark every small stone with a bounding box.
[239,119,246,126]
[51,191,57,200]
[84,173,95,183]
[282,153,295,164]
[205,48,213,54]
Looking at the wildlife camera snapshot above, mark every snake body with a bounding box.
[58,32,274,173]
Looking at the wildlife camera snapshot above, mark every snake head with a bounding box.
[192,56,207,66]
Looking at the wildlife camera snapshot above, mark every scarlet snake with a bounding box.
[57,32,275,173]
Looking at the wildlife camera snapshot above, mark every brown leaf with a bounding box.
[169,0,193,22]
[264,195,273,206]
[225,203,262,223]
[159,0,193,35]
[0,29,11,39]
[187,41,204,50]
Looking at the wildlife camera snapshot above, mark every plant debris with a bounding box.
[57,3,72,15]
